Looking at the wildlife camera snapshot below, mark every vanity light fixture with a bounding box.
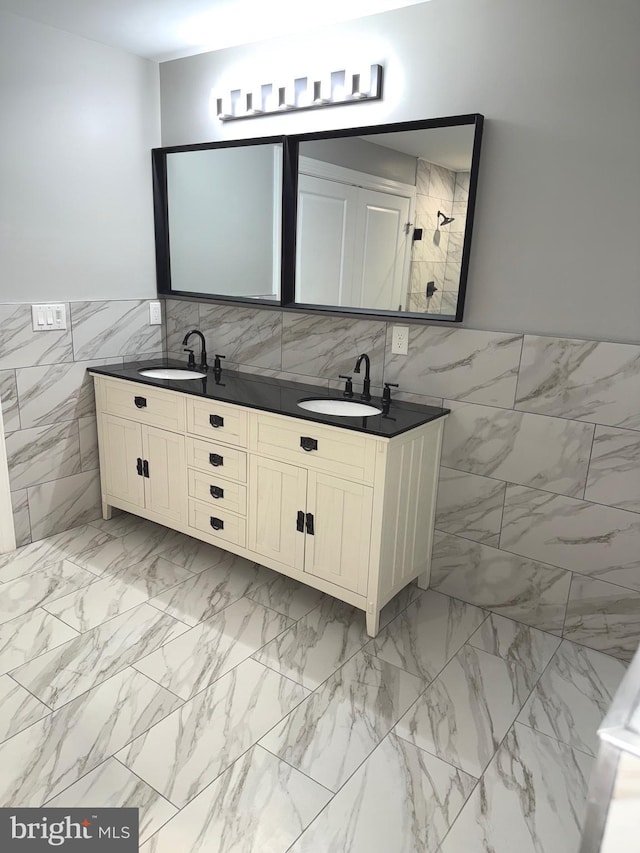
[213,64,383,121]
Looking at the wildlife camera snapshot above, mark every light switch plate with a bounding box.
[149,301,162,325]
[391,325,409,355]
[31,303,66,331]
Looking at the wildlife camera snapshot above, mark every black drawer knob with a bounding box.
[300,436,318,452]
[209,414,224,428]
[134,396,147,409]
[210,485,224,499]
[209,453,223,467]
[210,516,224,531]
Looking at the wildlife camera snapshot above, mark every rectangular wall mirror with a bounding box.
[153,115,483,322]
[286,115,483,321]
[154,137,284,303]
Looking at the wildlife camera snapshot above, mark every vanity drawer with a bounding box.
[188,499,246,548]
[186,437,247,482]
[97,377,186,432]
[188,468,247,516]
[249,412,377,484]
[187,398,248,447]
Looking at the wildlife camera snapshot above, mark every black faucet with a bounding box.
[182,329,208,371]
[354,353,371,401]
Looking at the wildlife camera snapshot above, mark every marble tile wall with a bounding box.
[165,298,640,660]
[1,300,163,547]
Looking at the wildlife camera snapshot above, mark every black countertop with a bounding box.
[89,359,449,439]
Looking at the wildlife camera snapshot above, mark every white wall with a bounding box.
[0,11,161,301]
[159,0,640,343]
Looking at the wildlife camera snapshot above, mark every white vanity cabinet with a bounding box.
[92,373,446,636]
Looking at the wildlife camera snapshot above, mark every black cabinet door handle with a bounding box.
[210,485,224,499]
[210,516,224,531]
[142,459,150,478]
[134,396,147,409]
[296,510,305,532]
[300,437,318,452]
[136,457,143,476]
[209,414,224,428]
[209,453,223,467]
[306,512,315,535]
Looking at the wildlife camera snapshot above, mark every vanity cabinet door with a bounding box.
[142,425,187,525]
[248,456,306,571]
[304,472,373,595]
[99,415,186,524]
[100,414,145,508]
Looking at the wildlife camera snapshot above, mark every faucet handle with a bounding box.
[338,374,354,399]
[184,348,196,368]
[382,382,399,404]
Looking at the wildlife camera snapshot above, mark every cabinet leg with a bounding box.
[101,500,113,521]
[417,569,430,591]
[366,609,380,638]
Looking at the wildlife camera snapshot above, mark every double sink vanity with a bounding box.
[89,358,448,636]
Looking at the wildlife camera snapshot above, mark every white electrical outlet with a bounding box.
[149,301,162,325]
[391,325,409,355]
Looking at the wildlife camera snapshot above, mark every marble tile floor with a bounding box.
[0,512,630,851]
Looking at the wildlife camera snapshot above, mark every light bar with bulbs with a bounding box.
[212,65,383,121]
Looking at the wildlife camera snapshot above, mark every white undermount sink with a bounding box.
[138,368,206,380]
[297,398,382,417]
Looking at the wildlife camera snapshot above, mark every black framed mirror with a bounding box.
[153,114,483,323]
[153,135,287,304]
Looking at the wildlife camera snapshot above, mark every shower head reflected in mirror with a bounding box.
[437,210,455,227]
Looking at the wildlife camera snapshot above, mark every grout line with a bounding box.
[259,743,335,795]
[513,716,597,760]
[5,670,54,712]
[512,331,526,410]
[496,481,509,549]
[581,422,598,501]
[559,572,574,643]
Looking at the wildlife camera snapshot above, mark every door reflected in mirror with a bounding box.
[295,121,479,319]
[166,142,283,300]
